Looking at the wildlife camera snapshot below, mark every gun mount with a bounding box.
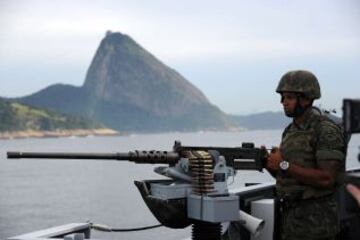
[7,141,268,240]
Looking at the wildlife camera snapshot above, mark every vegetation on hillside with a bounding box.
[0,98,103,132]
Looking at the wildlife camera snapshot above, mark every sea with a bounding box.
[0,130,359,240]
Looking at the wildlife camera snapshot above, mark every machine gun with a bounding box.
[7,141,267,240]
[7,141,266,170]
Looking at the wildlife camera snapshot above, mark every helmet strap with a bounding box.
[285,94,311,118]
[293,101,306,117]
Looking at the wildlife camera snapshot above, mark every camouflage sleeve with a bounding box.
[315,121,345,162]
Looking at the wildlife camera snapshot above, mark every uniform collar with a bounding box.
[292,107,317,130]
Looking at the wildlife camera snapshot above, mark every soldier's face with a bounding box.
[281,92,297,116]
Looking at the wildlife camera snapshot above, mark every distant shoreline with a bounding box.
[0,128,119,140]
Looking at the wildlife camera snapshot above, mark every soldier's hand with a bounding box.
[261,145,270,160]
[266,147,283,171]
[346,184,360,206]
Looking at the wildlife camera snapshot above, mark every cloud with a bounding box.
[1,0,359,63]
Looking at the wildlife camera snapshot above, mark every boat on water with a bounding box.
[7,168,360,240]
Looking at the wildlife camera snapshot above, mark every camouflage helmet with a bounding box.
[276,70,321,99]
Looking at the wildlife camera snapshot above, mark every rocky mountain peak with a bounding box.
[83,31,210,116]
[18,31,230,131]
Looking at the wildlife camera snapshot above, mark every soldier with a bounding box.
[265,70,345,240]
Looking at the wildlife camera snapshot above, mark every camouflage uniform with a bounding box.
[275,70,345,240]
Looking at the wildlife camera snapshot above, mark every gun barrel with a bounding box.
[7,152,121,160]
[7,151,180,164]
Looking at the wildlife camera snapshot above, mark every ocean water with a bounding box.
[0,130,359,239]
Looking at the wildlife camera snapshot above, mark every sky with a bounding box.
[0,0,359,114]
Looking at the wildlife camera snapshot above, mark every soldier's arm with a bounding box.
[285,122,345,188]
[267,151,342,188]
[267,122,345,188]
[286,160,342,188]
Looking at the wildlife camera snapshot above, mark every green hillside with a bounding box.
[0,98,103,132]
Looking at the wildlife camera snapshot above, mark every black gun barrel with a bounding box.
[7,151,180,164]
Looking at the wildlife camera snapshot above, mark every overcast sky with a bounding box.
[0,0,359,114]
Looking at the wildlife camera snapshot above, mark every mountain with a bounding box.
[0,98,103,132]
[18,31,230,132]
[230,111,290,130]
